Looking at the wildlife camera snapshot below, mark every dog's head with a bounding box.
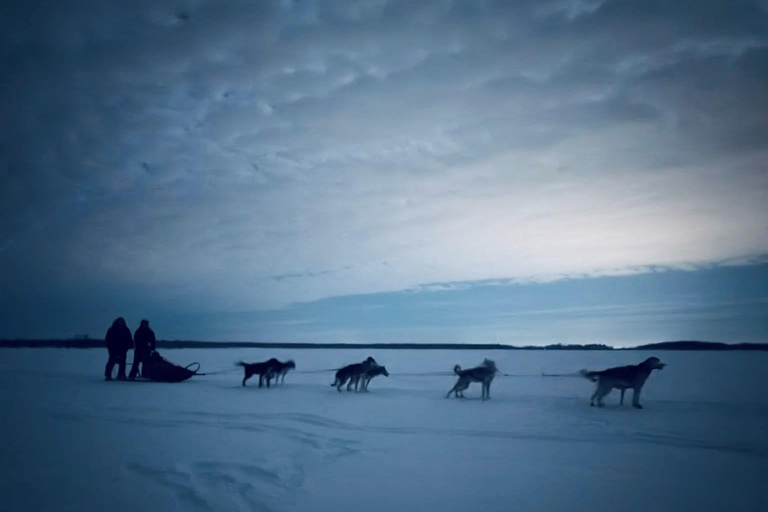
[482,359,498,372]
[379,366,389,377]
[286,360,296,370]
[366,356,378,364]
[643,357,666,370]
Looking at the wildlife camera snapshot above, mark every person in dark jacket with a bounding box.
[104,317,133,381]
[129,319,156,380]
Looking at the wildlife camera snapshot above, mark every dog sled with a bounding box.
[141,351,201,383]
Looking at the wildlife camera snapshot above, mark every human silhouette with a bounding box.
[129,319,156,380]
[104,317,133,381]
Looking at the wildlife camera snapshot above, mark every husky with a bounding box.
[271,360,296,385]
[331,357,377,392]
[359,365,389,392]
[446,359,498,400]
[581,357,666,408]
[236,358,279,388]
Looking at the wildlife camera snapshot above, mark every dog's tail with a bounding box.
[453,365,462,376]
[580,369,599,381]
[235,361,248,368]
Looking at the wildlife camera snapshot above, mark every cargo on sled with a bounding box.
[141,351,201,383]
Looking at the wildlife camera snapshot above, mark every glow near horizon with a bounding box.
[1,0,767,341]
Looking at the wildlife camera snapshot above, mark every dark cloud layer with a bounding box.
[1,0,767,340]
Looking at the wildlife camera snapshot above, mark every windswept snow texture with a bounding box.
[1,349,767,512]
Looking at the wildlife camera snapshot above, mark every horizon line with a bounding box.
[1,339,767,351]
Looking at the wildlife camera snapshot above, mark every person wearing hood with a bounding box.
[129,319,157,380]
[104,317,133,381]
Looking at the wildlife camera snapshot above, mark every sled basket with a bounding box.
[142,352,200,383]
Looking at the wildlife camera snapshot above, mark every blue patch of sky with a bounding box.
[168,263,768,346]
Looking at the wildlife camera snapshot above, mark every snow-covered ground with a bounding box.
[1,348,767,512]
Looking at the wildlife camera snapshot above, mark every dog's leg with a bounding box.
[595,384,611,407]
[632,386,643,409]
[337,377,347,392]
[447,378,462,398]
[620,388,625,405]
[258,373,264,388]
[242,371,249,387]
[590,384,602,406]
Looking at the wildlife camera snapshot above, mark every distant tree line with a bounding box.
[1,339,766,350]
[543,343,613,350]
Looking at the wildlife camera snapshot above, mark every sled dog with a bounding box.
[271,360,296,385]
[359,365,389,391]
[581,357,666,408]
[447,359,498,400]
[331,357,378,392]
[236,358,279,388]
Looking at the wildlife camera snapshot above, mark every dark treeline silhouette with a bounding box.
[630,340,768,351]
[543,343,613,350]
[1,339,767,350]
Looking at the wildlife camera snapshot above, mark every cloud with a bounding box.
[1,0,767,338]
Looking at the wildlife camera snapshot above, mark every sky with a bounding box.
[1,0,767,345]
